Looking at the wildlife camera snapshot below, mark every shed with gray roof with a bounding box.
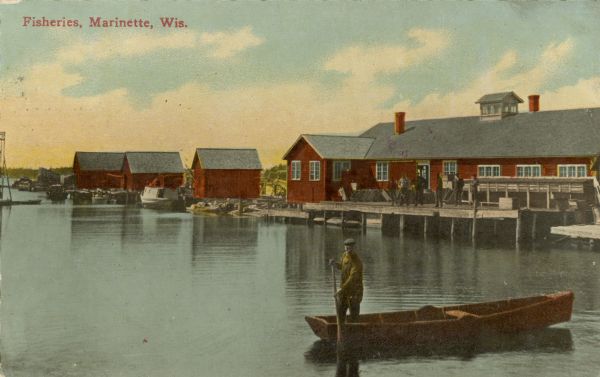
[194,148,262,170]
[192,148,262,199]
[73,152,126,189]
[123,152,185,190]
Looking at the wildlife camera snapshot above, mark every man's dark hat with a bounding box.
[344,238,356,246]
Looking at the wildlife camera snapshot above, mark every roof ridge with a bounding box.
[372,106,600,127]
[303,133,374,139]
[196,147,258,151]
[126,151,180,153]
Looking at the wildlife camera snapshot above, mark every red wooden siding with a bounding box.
[286,150,595,203]
[122,158,183,191]
[285,139,327,203]
[192,164,260,199]
[73,158,123,189]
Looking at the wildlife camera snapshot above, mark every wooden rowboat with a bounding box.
[305,291,573,345]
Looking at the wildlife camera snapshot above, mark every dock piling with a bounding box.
[471,209,477,241]
[516,211,522,244]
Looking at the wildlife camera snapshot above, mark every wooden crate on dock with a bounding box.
[499,197,517,210]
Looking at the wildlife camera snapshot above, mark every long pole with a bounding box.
[331,265,343,344]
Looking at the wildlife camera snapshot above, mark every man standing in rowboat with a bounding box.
[329,238,364,324]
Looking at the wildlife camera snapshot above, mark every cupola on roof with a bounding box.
[476,91,524,119]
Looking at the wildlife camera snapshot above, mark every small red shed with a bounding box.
[73,152,125,189]
[192,148,262,199]
[122,152,185,191]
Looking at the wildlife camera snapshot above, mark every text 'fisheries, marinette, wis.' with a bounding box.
[21,17,187,29]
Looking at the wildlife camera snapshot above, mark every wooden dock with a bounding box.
[551,225,600,240]
[264,200,589,244]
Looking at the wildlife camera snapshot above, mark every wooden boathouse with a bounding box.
[122,152,185,191]
[192,148,262,199]
[283,92,600,204]
[73,152,125,189]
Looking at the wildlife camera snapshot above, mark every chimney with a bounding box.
[528,95,540,112]
[394,112,405,134]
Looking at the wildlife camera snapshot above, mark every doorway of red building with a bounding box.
[417,162,430,189]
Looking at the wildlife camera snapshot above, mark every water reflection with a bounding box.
[306,328,573,369]
[191,215,259,267]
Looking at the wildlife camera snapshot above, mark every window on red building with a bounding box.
[517,165,541,177]
[309,161,321,181]
[291,161,301,180]
[333,161,351,181]
[558,164,587,177]
[376,162,389,181]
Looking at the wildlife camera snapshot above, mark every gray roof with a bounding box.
[75,152,125,171]
[476,91,524,104]
[125,152,185,174]
[360,107,600,159]
[284,134,375,160]
[195,148,262,170]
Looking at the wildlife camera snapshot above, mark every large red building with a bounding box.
[284,92,600,203]
[122,152,185,191]
[73,152,125,189]
[192,148,262,199]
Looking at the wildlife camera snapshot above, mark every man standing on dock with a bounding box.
[471,175,479,208]
[399,175,410,207]
[329,238,364,324]
[455,174,464,205]
[415,174,425,206]
[435,172,444,208]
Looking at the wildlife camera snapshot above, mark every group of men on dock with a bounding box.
[390,173,479,208]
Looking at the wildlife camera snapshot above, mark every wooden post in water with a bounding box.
[340,211,345,229]
[493,220,498,236]
[562,212,568,226]
[450,217,456,241]
[361,213,367,233]
[323,211,327,226]
[515,211,522,244]
[399,214,405,238]
[531,212,537,241]
[423,216,428,239]
[546,186,551,209]
[526,187,531,209]
[471,208,478,241]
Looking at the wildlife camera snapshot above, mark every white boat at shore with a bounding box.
[140,186,179,210]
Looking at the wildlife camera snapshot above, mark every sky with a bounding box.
[1,1,600,168]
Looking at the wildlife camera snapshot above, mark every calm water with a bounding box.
[0,191,599,377]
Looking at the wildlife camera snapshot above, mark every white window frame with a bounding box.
[376,162,389,182]
[291,160,301,181]
[478,165,501,177]
[333,160,351,181]
[516,164,541,177]
[309,161,321,181]
[558,164,587,177]
[443,160,457,176]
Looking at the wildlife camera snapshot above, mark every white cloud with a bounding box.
[324,28,450,82]
[56,31,198,64]
[199,26,264,59]
[55,26,265,64]
[389,38,576,119]
[539,77,600,110]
